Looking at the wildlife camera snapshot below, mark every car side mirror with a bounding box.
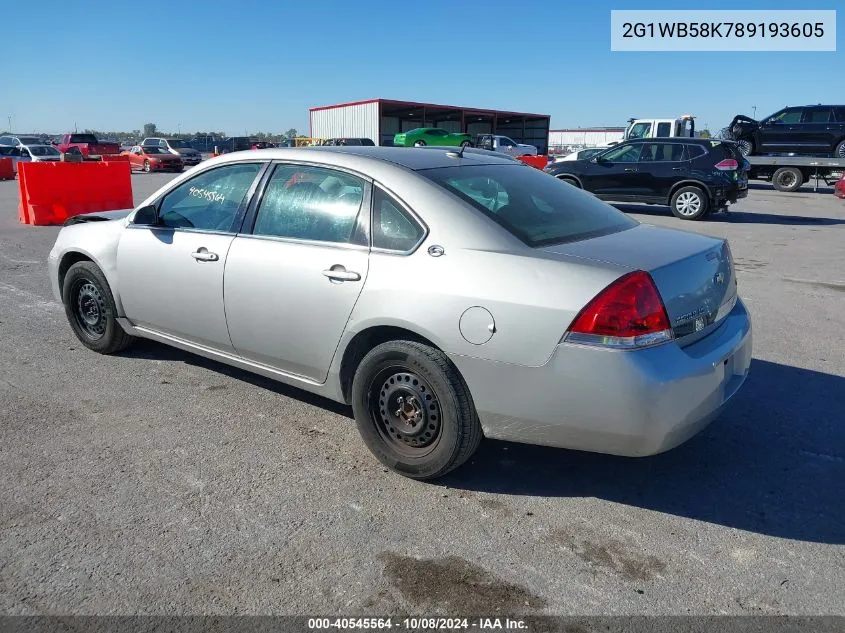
[131,205,159,226]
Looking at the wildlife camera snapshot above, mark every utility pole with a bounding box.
[752,105,757,118]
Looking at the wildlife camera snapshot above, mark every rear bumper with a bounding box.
[451,299,752,457]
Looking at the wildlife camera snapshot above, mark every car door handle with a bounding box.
[672,167,685,171]
[191,248,219,262]
[322,268,361,282]
[623,168,638,172]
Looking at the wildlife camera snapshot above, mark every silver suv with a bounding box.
[141,138,202,166]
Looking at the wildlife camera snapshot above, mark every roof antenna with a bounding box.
[447,143,468,159]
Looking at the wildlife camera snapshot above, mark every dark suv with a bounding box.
[727,105,845,158]
[544,138,748,220]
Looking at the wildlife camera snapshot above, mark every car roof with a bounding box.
[623,138,722,145]
[227,146,520,170]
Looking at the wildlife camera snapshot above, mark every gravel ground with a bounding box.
[0,171,843,616]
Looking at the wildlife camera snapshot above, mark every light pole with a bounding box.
[177,123,181,135]
[752,105,757,119]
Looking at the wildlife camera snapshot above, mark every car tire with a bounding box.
[670,186,709,220]
[771,167,804,192]
[413,140,426,148]
[143,160,151,173]
[835,140,845,159]
[556,175,580,188]
[351,340,482,480]
[737,139,754,157]
[62,261,135,355]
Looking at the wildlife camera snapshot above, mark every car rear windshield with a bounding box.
[420,164,637,247]
[18,137,41,145]
[69,134,98,144]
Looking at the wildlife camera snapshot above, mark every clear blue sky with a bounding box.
[3,0,841,135]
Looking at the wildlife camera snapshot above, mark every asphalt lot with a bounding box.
[0,171,843,616]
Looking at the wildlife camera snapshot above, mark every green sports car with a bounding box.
[393,128,473,148]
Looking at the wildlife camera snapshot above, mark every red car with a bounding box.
[835,172,845,199]
[122,145,184,173]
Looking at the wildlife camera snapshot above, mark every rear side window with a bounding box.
[685,144,706,159]
[833,107,845,122]
[360,138,375,146]
[705,142,740,162]
[802,108,832,123]
[420,164,637,247]
[371,187,425,252]
[253,164,365,244]
[639,143,685,162]
[656,122,672,137]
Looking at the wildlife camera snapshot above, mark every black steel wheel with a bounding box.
[351,340,482,480]
[772,167,803,193]
[62,261,135,354]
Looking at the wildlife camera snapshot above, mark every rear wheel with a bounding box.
[351,340,482,480]
[835,140,845,159]
[413,140,426,148]
[143,160,151,173]
[772,167,803,192]
[62,261,135,354]
[557,175,580,188]
[670,186,709,220]
[736,139,754,157]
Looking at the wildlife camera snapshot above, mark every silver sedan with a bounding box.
[48,147,752,479]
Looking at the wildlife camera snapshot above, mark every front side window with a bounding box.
[372,187,425,252]
[499,137,516,147]
[421,164,636,247]
[601,143,642,163]
[428,129,448,136]
[627,122,652,139]
[157,163,263,232]
[252,164,365,244]
[767,108,802,124]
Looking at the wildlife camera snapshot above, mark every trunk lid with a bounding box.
[542,224,737,344]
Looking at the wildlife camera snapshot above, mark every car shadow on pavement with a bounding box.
[443,359,845,545]
[747,182,835,194]
[613,203,845,226]
[121,339,354,419]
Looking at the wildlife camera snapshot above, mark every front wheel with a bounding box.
[62,261,135,354]
[557,175,580,188]
[413,140,426,148]
[351,340,482,480]
[835,140,845,159]
[670,186,709,220]
[736,139,754,157]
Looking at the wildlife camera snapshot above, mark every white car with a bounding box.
[21,144,63,162]
[476,135,538,156]
[553,148,607,163]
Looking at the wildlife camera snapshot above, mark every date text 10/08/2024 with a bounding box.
[307,617,528,630]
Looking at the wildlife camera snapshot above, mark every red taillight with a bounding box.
[714,158,738,171]
[566,271,673,349]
